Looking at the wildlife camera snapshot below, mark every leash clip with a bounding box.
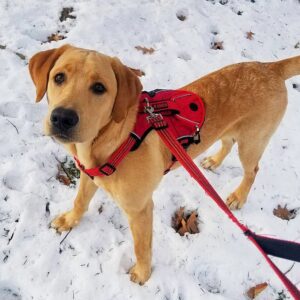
[144,97,156,116]
[144,98,167,129]
[144,97,160,119]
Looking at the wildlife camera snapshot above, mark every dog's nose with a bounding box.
[50,107,79,131]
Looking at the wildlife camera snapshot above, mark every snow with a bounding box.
[0,0,300,299]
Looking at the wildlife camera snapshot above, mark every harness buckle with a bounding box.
[99,163,116,176]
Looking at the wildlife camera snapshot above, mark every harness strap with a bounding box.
[74,136,136,178]
[147,113,300,300]
[74,89,205,177]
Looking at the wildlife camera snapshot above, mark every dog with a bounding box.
[29,44,300,284]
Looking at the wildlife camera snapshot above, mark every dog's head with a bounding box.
[29,44,142,143]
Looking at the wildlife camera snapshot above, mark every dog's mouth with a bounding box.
[51,131,76,143]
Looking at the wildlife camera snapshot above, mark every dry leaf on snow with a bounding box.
[178,218,189,236]
[135,46,155,55]
[186,211,199,234]
[172,207,199,236]
[273,204,298,221]
[56,174,71,186]
[47,33,66,43]
[172,207,185,231]
[246,31,255,40]
[247,282,268,299]
[55,158,80,186]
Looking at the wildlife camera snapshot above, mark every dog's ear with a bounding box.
[29,44,71,102]
[111,58,143,123]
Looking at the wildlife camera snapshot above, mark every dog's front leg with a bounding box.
[124,199,153,285]
[51,172,98,232]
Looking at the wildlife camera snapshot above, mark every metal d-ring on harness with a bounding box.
[144,103,300,300]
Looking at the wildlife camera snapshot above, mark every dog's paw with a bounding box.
[200,156,220,170]
[226,193,246,210]
[51,211,79,232]
[128,264,151,285]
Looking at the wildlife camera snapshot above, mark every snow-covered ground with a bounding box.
[0,0,300,299]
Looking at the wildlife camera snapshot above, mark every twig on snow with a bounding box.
[6,119,19,134]
[60,228,72,244]
[284,262,295,275]
[7,229,16,245]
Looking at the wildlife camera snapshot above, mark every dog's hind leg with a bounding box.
[226,125,276,210]
[226,92,287,210]
[51,172,98,232]
[201,136,235,170]
[226,138,263,210]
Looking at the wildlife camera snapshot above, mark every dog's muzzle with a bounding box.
[50,107,79,139]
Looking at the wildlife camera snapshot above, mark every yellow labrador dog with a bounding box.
[29,44,300,284]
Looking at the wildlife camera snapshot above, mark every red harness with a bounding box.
[73,89,300,298]
[74,89,205,177]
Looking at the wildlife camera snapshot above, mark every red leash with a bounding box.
[74,89,300,298]
[146,112,300,300]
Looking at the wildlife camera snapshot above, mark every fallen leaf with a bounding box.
[178,219,188,236]
[186,211,199,234]
[295,42,300,49]
[47,33,66,43]
[246,31,255,40]
[211,41,224,50]
[55,157,80,187]
[172,207,185,231]
[172,208,200,236]
[273,204,298,221]
[247,282,268,299]
[56,174,71,186]
[135,46,155,55]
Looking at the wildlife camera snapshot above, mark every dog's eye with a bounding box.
[91,82,106,95]
[54,73,65,85]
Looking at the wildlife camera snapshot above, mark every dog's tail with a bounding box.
[273,55,300,80]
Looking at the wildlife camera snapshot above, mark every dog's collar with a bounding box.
[74,89,205,178]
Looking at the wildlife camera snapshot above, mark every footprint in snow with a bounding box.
[176,8,188,21]
[177,52,191,61]
[0,282,21,300]
[0,102,46,122]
